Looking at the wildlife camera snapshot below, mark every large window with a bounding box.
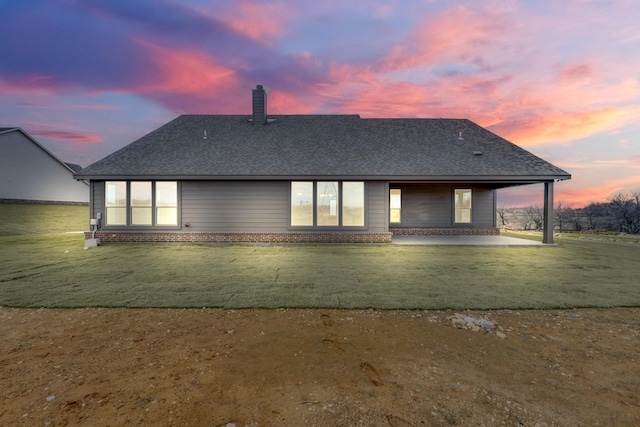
[105,181,178,227]
[389,189,401,223]
[291,181,365,227]
[105,181,127,226]
[454,189,472,223]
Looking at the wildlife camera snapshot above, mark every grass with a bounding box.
[1,204,639,309]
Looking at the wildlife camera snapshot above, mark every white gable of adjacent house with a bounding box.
[0,128,88,203]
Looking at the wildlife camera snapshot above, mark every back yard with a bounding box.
[1,204,639,425]
[1,204,639,309]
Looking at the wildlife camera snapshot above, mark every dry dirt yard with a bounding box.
[1,307,639,426]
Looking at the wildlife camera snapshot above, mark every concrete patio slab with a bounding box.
[391,235,549,246]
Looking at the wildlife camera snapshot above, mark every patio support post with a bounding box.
[543,181,554,244]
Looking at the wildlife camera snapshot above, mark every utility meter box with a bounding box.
[90,218,98,226]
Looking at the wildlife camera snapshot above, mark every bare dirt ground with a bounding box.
[1,307,639,426]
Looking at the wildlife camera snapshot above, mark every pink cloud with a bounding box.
[378,5,509,73]
[560,63,596,84]
[268,90,317,114]
[31,130,102,144]
[488,107,638,146]
[14,101,117,111]
[557,187,613,206]
[135,39,238,93]
[595,156,640,167]
[215,1,291,45]
[0,75,56,93]
[128,39,245,113]
[560,174,640,206]
[313,3,640,149]
[605,175,640,190]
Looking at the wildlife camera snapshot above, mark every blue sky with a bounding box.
[1,0,639,207]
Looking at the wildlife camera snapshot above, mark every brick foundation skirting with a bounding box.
[390,227,500,236]
[85,231,393,244]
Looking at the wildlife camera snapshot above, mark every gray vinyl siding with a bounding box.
[471,189,497,227]
[183,180,388,232]
[90,181,105,220]
[93,180,501,232]
[182,181,289,232]
[391,184,496,228]
[366,181,388,232]
[393,184,451,227]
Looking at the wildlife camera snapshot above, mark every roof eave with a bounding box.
[73,173,571,182]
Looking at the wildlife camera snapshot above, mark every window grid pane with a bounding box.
[156,182,177,207]
[105,182,127,225]
[317,181,339,226]
[155,182,177,225]
[343,182,365,226]
[291,182,313,226]
[156,207,177,225]
[131,182,152,225]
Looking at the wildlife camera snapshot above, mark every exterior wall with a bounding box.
[88,180,389,241]
[0,131,89,203]
[182,181,289,232]
[87,181,500,241]
[367,181,389,233]
[390,184,496,229]
[181,180,389,233]
[91,181,105,217]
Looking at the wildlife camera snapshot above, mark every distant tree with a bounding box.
[517,207,534,230]
[496,205,509,228]
[569,207,584,231]
[523,205,543,231]
[609,191,640,234]
[554,201,571,233]
[582,202,606,230]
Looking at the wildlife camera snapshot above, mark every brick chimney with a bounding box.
[252,84,267,126]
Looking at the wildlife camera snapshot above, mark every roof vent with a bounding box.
[473,150,483,156]
[252,84,267,126]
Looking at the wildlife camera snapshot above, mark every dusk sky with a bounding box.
[2,0,639,207]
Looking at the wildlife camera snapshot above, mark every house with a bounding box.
[74,85,570,244]
[0,127,89,204]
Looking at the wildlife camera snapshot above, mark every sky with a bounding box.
[1,0,639,208]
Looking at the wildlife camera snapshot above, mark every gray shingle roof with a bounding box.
[64,163,83,173]
[76,115,570,182]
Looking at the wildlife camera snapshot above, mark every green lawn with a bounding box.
[1,204,639,309]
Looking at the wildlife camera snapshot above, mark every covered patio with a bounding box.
[392,234,549,246]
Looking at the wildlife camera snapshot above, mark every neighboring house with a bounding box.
[0,127,89,204]
[75,85,570,244]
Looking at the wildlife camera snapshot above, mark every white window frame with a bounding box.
[290,181,366,229]
[454,188,472,224]
[104,181,179,228]
[390,189,402,223]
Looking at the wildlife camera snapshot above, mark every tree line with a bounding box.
[497,190,640,234]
